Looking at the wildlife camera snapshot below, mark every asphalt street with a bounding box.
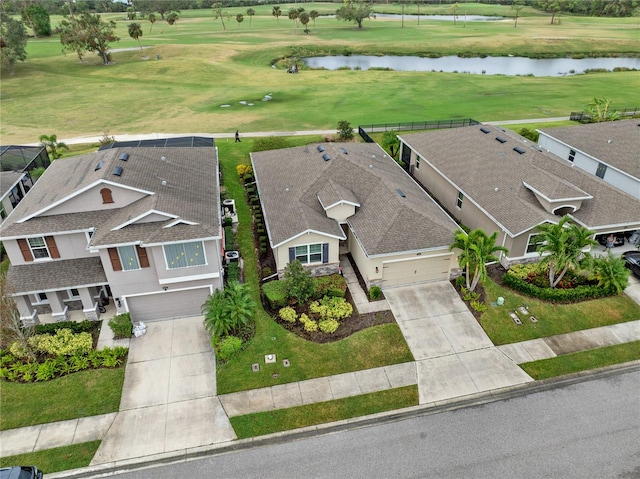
[111,369,640,479]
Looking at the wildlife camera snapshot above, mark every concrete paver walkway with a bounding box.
[340,256,390,314]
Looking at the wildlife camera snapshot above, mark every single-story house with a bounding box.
[0,145,51,222]
[398,124,640,265]
[1,137,223,324]
[251,142,461,289]
[537,119,640,200]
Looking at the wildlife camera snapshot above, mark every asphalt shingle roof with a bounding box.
[1,144,220,246]
[251,143,458,256]
[399,125,640,236]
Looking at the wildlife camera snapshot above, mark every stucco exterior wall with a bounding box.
[324,203,356,222]
[43,184,147,215]
[3,232,94,266]
[274,232,339,272]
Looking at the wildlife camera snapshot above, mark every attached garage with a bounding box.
[382,254,452,288]
[125,287,212,322]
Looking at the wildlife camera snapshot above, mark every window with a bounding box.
[118,245,140,271]
[0,203,6,220]
[416,156,421,169]
[36,292,48,303]
[456,191,464,209]
[526,234,545,254]
[28,237,50,259]
[295,243,322,264]
[164,241,206,269]
[568,149,576,162]
[68,289,80,299]
[595,162,607,179]
[100,188,114,204]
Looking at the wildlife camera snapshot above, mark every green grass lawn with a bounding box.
[479,278,640,345]
[215,138,414,394]
[521,341,640,380]
[0,441,100,474]
[230,385,418,439]
[0,367,125,430]
[2,7,638,143]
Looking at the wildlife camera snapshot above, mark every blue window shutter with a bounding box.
[289,247,295,263]
[322,243,329,264]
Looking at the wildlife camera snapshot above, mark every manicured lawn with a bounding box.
[0,441,100,474]
[521,341,640,380]
[2,7,639,143]
[0,368,124,431]
[230,385,418,439]
[479,278,640,345]
[215,139,414,394]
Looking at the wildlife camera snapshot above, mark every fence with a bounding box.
[570,107,640,123]
[358,118,480,142]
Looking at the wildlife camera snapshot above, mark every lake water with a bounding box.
[302,55,640,77]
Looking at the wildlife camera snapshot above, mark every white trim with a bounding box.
[117,245,142,271]
[144,236,220,247]
[159,272,220,285]
[17,179,155,223]
[14,282,108,297]
[272,229,345,249]
[522,181,592,202]
[293,242,324,265]
[551,204,578,215]
[164,219,198,228]
[382,250,453,265]
[112,209,178,230]
[163,240,208,270]
[1,228,94,241]
[317,197,360,211]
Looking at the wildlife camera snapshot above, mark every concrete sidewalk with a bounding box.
[340,255,390,314]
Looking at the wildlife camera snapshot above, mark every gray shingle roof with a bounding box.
[7,256,107,294]
[400,125,640,235]
[539,120,640,179]
[1,144,220,245]
[251,143,458,256]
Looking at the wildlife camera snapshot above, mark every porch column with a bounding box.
[48,291,69,322]
[14,295,39,326]
[80,287,99,321]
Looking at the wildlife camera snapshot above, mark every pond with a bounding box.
[302,55,640,77]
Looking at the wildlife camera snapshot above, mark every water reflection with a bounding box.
[303,55,640,77]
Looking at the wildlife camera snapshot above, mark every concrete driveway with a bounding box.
[91,316,235,465]
[384,282,533,404]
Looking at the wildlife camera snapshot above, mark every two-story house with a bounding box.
[1,137,223,324]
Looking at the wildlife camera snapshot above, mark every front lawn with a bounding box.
[0,367,124,430]
[478,277,640,345]
[215,139,414,394]
[230,385,418,439]
[0,441,100,474]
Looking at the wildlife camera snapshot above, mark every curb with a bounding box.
[49,360,640,478]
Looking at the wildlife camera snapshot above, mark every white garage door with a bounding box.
[126,288,211,322]
[382,255,451,287]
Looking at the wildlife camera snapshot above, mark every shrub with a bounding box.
[216,336,243,361]
[455,275,466,288]
[278,306,297,323]
[461,287,480,302]
[36,360,58,381]
[309,296,352,321]
[369,285,382,300]
[9,342,30,359]
[263,279,289,309]
[262,266,273,278]
[470,300,488,313]
[313,275,347,299]
[224,225,234,250]
[227,262,239,282]
[502,273,614,302]
[253,136,290,152]
[284,260,315,304]
[319,319,339,334]
[35,320,97,336]
[223,217,233,227]
[301,315,318,332]
[337,120,354,140]
[28,329,93,357]
[108,313,133,339]
[236,164,253,177]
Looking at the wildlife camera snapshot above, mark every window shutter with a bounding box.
[108,248,122,271]
[45,236,60,259]
[17,238,33,262]
[289,247,295,263]
[322,243,329,264]
[136,245,150,268]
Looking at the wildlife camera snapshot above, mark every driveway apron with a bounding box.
[91,316,235,465]
[384,282,533,404]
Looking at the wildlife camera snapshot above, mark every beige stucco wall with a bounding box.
[274,232,339,272]
[3,232,94,266]
[43,184,147,215]
[324,203,356,222]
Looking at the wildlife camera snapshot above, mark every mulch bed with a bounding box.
[271,289,395,344]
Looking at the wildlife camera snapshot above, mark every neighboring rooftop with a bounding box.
[399,125,640,236]
[251,142,458,256]
[538,120,640,179]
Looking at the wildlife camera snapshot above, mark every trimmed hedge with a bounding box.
[224,225,234,251]
[227,263,239,282]
[263,280,289,309]
[313,275,347,299]
[35,320,98,336]
[502,273,615,302]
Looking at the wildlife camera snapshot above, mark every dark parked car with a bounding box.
[596,233,625,247]
[622,251,640,279]
[0,466,43,479]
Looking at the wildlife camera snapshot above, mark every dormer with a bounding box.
[317,180,360,222]
[523,173,592,216]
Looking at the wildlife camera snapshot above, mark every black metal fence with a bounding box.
[358,118,479,142]
[570,107,640,123]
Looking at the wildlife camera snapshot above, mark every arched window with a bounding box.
[100,188,114,204]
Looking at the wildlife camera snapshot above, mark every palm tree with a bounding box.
[246,8,255,27]
[309,10,319,31]
[272,6,282,25]
[223,281,256,332]
[148,13,156,33]
[590,253,630,294]
[450,229,508,292]
[39,134,69,159]
[202,289,227,340]
[288,8,299,31]
[161,11,179,34]
[235,13,244,30]
[586,97,620,122]
[128,22,143,52]
[536,215,597,288]
[299,12,310,34]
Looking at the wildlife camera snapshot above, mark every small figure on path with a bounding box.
[605,234,615,250]
[235,130,241,142]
